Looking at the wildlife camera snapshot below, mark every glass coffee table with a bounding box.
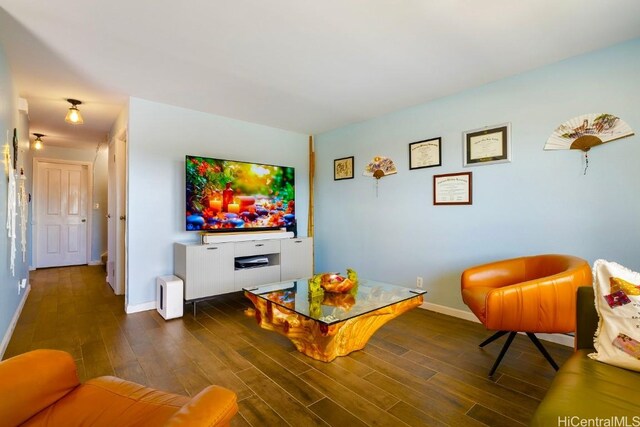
[244,277,426,362]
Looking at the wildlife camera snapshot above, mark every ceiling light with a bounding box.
[65,99,84,125]
[33,133,45,150]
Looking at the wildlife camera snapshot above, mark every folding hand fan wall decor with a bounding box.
[363,156,397,196]
[545,113,635,174]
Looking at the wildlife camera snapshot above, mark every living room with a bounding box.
[1,2,640,426]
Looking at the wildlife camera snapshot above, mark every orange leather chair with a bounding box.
[461,254,592,376]
[0,349,238,426]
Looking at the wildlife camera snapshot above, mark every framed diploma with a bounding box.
[433,172,472,205]
[463,123,511,166]
[334,156,354,180]
[409,137,441,170]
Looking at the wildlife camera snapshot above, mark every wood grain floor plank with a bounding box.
[236,367,327,427]
[298,369,410,427]
[466,403,526,427]
[173,364,214,396]
[387,401,449,427]
[190,328,253,372]
[496,374,547,401]
[114,359,148,384]
[236,394,287,427]
[428,372,533,424]
[363,371,481,427]
[238,347,322,406]
[290,351,399,411]
[309,398,369,427]
[401,350,541,412]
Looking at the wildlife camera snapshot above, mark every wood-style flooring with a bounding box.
[4,266,571,426]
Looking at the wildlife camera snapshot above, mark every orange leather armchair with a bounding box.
[461,254,592,376]
[0,349,238,426]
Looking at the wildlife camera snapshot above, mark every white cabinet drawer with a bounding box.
[235,239,280,257]
[235,265,281,290]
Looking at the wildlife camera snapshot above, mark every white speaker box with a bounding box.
[156,275,184,320]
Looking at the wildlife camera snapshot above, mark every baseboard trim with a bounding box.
[420,301,480,323]
[419,301,573,347]
[0,285,31,359]
[125,301,156,314]
[88,260,104,266]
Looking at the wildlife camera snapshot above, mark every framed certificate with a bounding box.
[463,123,511,166]
[433,172,472,205]
[409,137,441,170]
[334,156,354,180]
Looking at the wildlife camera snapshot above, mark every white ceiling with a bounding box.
[1,1,640,149]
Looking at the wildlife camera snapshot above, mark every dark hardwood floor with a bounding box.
[4,266,571,426]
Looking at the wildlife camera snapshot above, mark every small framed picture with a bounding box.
[433,172,472,205]
[334,156,354,180]
[463,123,511,166]
[409,137,441,170]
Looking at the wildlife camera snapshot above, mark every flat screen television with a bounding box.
[185,155,295,232]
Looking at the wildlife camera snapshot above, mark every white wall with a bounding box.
[126,98,309,308]
[314,38,640,311]
[32,144,109,264]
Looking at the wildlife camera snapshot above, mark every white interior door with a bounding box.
[35,161,89,268]
[107,132,127,295]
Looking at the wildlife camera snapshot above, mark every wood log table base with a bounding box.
[245,292,423,362]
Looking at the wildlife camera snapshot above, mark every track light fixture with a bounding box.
[33,133,45,150]
[65,98,84,125]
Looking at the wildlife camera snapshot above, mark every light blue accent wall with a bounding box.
[127,98,309,307]
[0,43,30,355]
[32,145,109,263]
[315,38,640,311]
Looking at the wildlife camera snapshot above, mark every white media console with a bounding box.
[174,236,313,305]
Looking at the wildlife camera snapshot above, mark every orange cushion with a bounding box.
[22,376,189,427]
[0,350,79,426]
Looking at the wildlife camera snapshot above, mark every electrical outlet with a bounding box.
[416,276,423,289]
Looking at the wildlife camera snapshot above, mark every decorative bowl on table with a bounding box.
[309,269,359,294]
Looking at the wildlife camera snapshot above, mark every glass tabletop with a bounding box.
[243,277,426,325]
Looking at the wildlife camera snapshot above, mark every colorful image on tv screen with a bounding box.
[185,156,295,231]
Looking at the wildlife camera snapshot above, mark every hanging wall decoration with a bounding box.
[363,156,397,179]
[364,156,397,197]
[5,131,17,276]
[18,169,28,262]
[545,113,635,174]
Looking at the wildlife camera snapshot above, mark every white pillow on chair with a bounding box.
[590,259,640,372]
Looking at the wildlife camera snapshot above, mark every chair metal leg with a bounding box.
[479,330,509,348]
[526,333,559,371]
[488,332,517,377]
